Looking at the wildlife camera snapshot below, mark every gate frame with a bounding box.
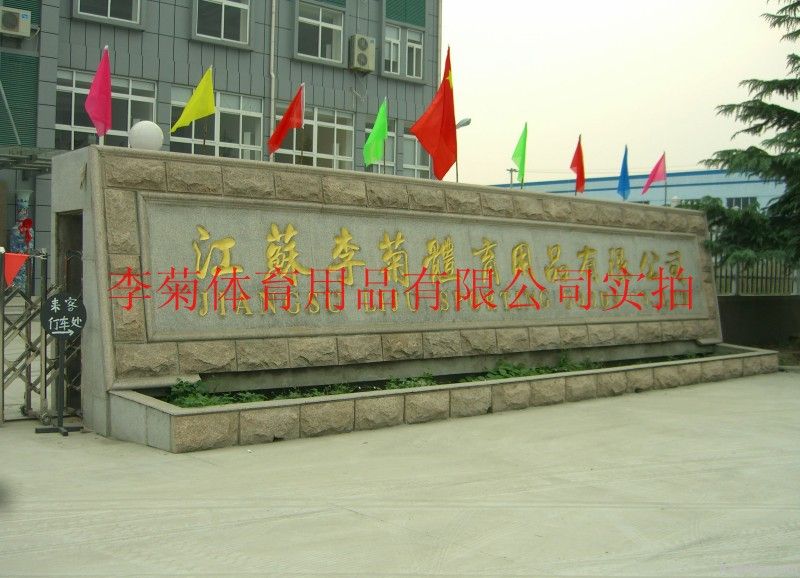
[0,248,82,425]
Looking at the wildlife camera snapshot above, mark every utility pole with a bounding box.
[507,168,518,187]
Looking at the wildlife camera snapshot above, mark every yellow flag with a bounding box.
[170,67,215,133]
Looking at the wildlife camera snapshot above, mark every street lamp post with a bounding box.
[507,168,518,186]
[455,117,471,183]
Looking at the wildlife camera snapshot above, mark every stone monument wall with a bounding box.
[52,146,721,435]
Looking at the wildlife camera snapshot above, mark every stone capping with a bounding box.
[108,344,778,452]
[94,146,708,235]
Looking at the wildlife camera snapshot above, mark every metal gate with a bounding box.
[0,249,82,425]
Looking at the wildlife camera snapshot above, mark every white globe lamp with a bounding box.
[128,120,164,151]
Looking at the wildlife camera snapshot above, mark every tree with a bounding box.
[704,0,800,266]
[680,196,786,265]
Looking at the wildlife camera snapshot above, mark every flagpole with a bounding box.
[663,151,668,206]
[575,134,581,197]
[299,82,305,165]
[382,111,388,174]
[575,134,579,197]
[205,66,212,147]
[298,129,303,164]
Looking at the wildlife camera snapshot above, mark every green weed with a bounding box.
[163,352,692,408]
[385,373,437,389]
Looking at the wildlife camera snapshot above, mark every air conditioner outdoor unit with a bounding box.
[0,7,32,38]
[348,34,375,73]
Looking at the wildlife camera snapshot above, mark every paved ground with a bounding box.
[1,372,799,577]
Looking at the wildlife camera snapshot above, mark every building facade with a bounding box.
[0,0,440,259]
[496,170,786,209]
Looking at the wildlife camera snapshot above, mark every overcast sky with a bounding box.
[439,0,792,185]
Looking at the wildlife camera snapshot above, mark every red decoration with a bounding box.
[3,253,29,287]
[570,136,586,194]
[268,84,305,155]
[19,218,33,246]
[410,47,457,180]
[641,153,667,195]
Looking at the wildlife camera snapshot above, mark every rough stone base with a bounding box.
[405,391,449,424]
[355,396,404,430]
[300,401,354,437]
[108,347,780,452]
[450,387,491,417]
[240,407,299,444]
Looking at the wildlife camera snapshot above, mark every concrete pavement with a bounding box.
[0,372,799,577]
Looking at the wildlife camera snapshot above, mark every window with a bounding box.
[383,25,400,74]
[384,0,426,79]
[55,69,155,150]
[170,89,263,160]
[382,25,424,80]
[273,106,353,170]
[726,196,758,210]
[196,0,249,44]
[365,119,397,174]
[78,0,140,23]
[402,129,429,179]
[406,29,423,79]
[297,2,343,62]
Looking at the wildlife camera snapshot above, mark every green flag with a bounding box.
[511,122,527,185]
[363,98,389,168]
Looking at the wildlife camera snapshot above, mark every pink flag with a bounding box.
[641,153,666,195]
[84,46,112,137]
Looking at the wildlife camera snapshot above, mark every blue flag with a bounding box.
[617,145,630,201]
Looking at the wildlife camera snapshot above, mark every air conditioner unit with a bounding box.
[348,34,375,73]
[0,7,32,38]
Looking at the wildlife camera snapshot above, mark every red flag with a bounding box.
[3,253,29,287]
[570,135,585,193]
[641,153,667,195]
[268,84,304,155]
[84,46,112,137]
[410,47,457,180]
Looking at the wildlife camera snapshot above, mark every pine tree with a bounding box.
[704,0,800,265]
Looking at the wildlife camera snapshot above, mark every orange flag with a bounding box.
[410,47,457,180]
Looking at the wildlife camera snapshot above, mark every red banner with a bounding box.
[4,252,29,287]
